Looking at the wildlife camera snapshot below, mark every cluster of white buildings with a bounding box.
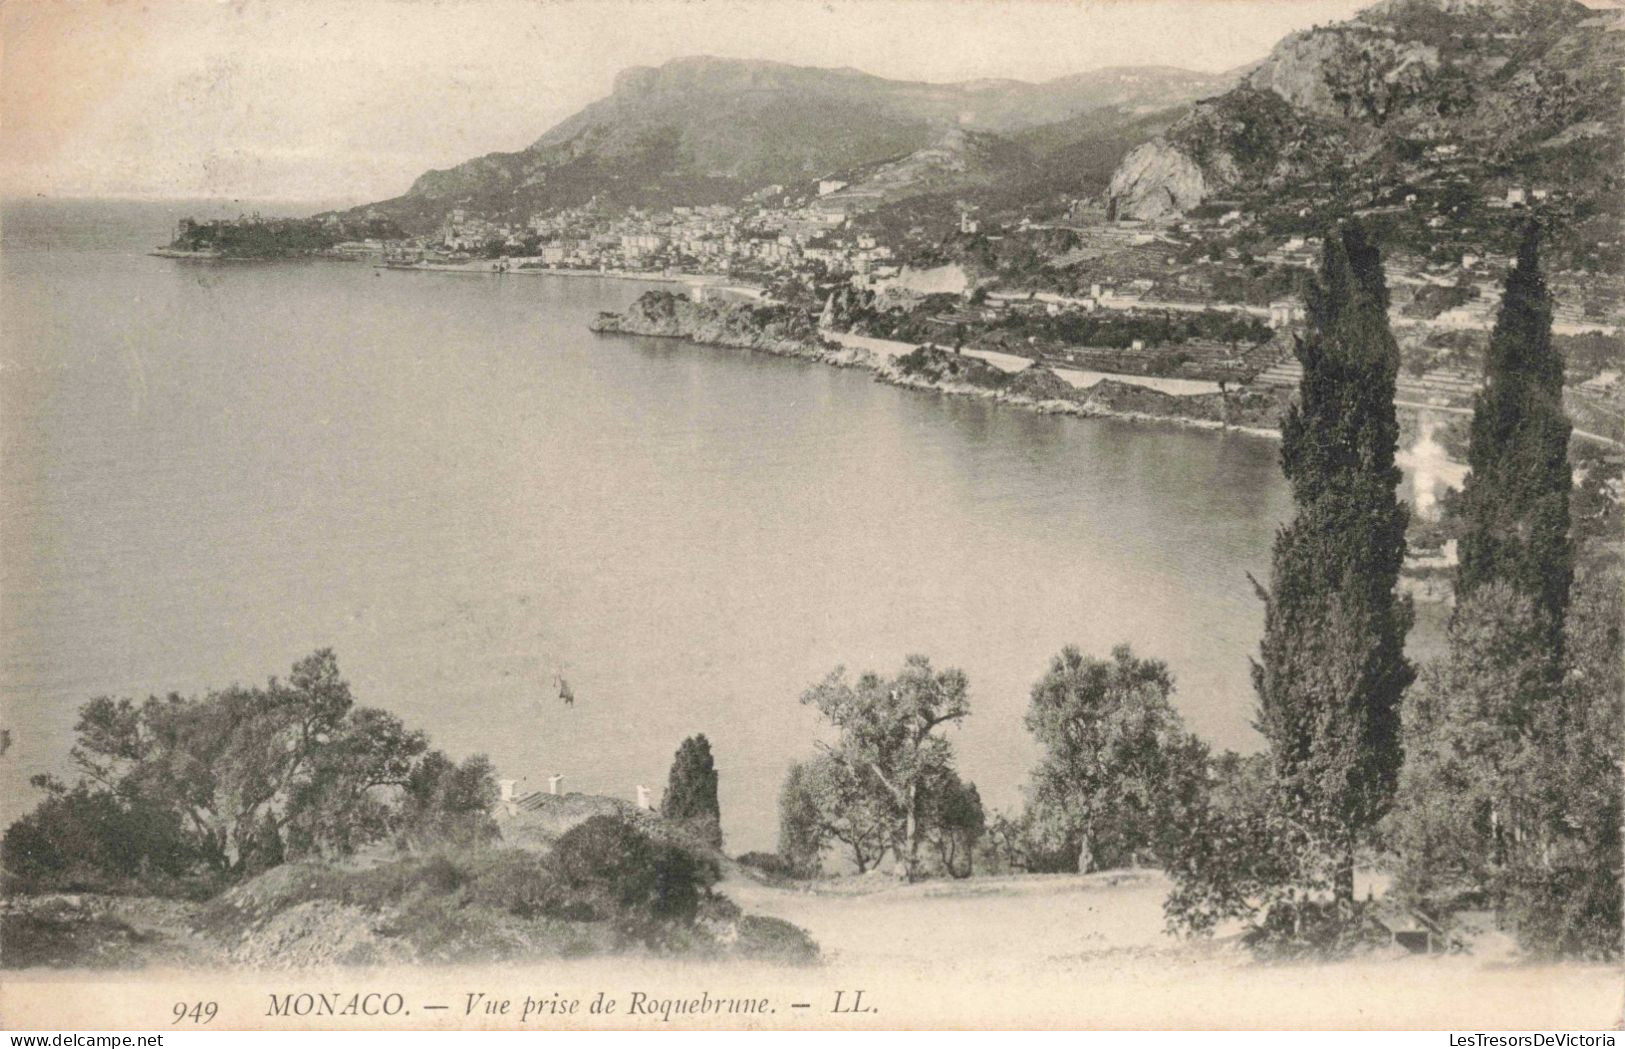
[427,196,901,277]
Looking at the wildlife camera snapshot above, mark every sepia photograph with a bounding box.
[0,0,1621,1032]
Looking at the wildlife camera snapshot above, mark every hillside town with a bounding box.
[279,179,1623,436]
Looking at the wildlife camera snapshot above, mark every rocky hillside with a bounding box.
[352,57,1229,229]
[1,801,819,971]
[1108,0,1624,221]
[821,129,1035,210]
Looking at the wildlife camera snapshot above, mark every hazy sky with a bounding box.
[4,0,1395,204]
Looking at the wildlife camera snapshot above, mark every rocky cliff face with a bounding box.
[1106,0,1621,220]
[1243,28,1441,122]
[1105,142,1209,221]
[588,291,871,366]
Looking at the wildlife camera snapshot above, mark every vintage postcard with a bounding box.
[1,0,1621,1032]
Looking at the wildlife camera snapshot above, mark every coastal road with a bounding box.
[826,331,1224,397]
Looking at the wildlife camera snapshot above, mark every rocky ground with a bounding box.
[6,865,1619,1029]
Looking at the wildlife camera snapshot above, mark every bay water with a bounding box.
[2,199,1296,851]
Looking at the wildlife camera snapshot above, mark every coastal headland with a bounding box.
[589,289,1295,437]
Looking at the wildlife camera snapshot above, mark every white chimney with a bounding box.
[636,785,653,811]
[547,774,564,796]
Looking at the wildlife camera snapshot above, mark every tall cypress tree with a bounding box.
[1456,225,1573,659]
[661,734,722,848]
[1254,221,1414,906]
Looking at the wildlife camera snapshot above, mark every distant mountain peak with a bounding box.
[360,56,1226,229]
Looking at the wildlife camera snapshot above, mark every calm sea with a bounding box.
[2,198,1297,851]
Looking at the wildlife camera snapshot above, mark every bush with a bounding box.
[419,853,464,895]
[548,815,720,923]
[1500,858,1623,961]
[733,915,820,965]
[1242,899,1391,960]
[1,781,199,896]
[194,840,805,966]
[459,850,591,921]
[735,852,796,879]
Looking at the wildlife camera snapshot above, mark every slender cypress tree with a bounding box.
[661,734,722,848]
[1254,221,1414,906]
[1455,225,1573,660]
[1395,226,1576,910]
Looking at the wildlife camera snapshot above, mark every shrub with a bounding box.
[1242,899,1391,960]
[735,852,795,879]
[1,780,198,896]
[419,853,464,895]
[549,815,719,923]
[0,900,153,969]
[459,850,578,920]
[733,915,820,965]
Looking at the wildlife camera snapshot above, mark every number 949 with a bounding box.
[173,1001,218,1024]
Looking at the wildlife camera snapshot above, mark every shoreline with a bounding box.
[589,293,1290,442]
[824,329,1282,436]
[149,252,1615,451]
[380,258,765,296]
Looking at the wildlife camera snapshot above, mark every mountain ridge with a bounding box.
[1107,0,1622,220]
[354,56,1231,229]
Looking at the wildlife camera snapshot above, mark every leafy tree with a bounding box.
[400,751,500,848]
[8,651,484,888]
[282,704,434,858]
[67,650,381,872]
[920,768,984,878]
[776,754,893,875]
[0,777,198,894]
[1024,645,1210,873]
[1253,221,1414,907]
[802,655,970,882]
[776,762,825,877]
[1455,225,1573,661]
[1162,751,1306,938]
[661,734,722,849]
[1570,453,1622,546]
[974,810,1032,875]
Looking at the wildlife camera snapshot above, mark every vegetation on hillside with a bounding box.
[169,216,404,258]
[2,651,493,895]
[0,656,818,969]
